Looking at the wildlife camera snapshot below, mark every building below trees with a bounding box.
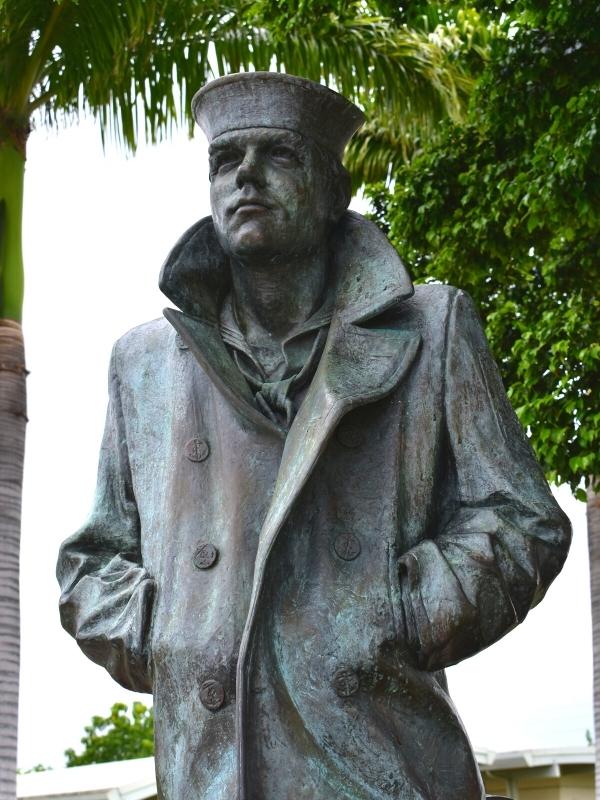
[15,747,595,800]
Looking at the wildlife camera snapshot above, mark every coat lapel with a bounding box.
[164,308,284,438]
[250,210,421,590]
[247,318,421,606]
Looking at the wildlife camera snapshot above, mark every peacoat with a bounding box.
[57,211,571,800]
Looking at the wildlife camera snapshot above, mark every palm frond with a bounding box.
[1,0,493,155]
[345,116,419,188]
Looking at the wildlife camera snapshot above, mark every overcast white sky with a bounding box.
[16,115,592,770]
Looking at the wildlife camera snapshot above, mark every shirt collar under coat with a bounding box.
[159,210,418,439]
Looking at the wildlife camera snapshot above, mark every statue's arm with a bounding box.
[56,343,154,693]
[398,289,571,671]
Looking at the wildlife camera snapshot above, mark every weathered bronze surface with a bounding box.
[57,72,571,800]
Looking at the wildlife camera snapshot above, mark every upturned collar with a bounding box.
[158,210,414,326]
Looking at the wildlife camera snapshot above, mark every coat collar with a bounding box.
[159,210,414,329]
[160,211,417,438]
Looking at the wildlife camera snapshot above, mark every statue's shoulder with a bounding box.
[115,316,171,349]
[405,284,491,363]
[411,282,459,305]
[397,284,483,352]
[408,283,480,324]
[402,283,461,328]
[112,317,175,371]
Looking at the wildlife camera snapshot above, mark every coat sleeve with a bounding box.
[398,289,571,671]
[56,341,154,692]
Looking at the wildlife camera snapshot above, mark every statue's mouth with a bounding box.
[233,202,270,214]
[230,196,273,216]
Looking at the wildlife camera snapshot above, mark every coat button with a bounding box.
[333,532,361,561]
[185,437,210,462]
[175,334,189,350]
[336,422,365,448]
[332,668,359,698]
[193,542,219,570]
[200,679,225,711]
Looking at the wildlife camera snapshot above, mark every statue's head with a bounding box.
[192,73,364,262]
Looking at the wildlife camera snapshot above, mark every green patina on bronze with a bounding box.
[57,73,571,800]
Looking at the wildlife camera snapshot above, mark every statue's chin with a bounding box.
[224,231,282,264]
[218,219,323,265]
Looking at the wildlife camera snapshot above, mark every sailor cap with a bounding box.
[192,72,365,159]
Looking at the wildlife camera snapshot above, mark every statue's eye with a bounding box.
[210,150,241,177]
[270,145,298,163]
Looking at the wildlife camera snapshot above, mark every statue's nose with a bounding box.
[235,150,266,189]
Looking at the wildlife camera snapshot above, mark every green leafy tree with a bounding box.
[0,2,490,797]
[367,0,599,784]
[65,703,154,767]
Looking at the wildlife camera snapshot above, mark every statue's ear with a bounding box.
[328,167,352,225]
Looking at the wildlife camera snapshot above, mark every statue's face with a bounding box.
[209,127,335,262]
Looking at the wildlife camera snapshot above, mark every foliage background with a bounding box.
[367,0,599,497]
[65,703,154,767]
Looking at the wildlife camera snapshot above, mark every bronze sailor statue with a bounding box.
[57,72,571,800]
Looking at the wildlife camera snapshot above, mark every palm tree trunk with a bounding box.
[588,481,600,799]
[0,321,26,800]
[0,137,27,800]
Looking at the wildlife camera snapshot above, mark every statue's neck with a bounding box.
[229,247,329,345]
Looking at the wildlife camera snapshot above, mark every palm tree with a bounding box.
[0,1,486,796]
[344,6,495,184]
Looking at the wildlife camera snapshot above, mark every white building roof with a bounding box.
[17,757,156,800]
[487,745,594,770]
[477,745,595,781]
[16,747,595,799]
